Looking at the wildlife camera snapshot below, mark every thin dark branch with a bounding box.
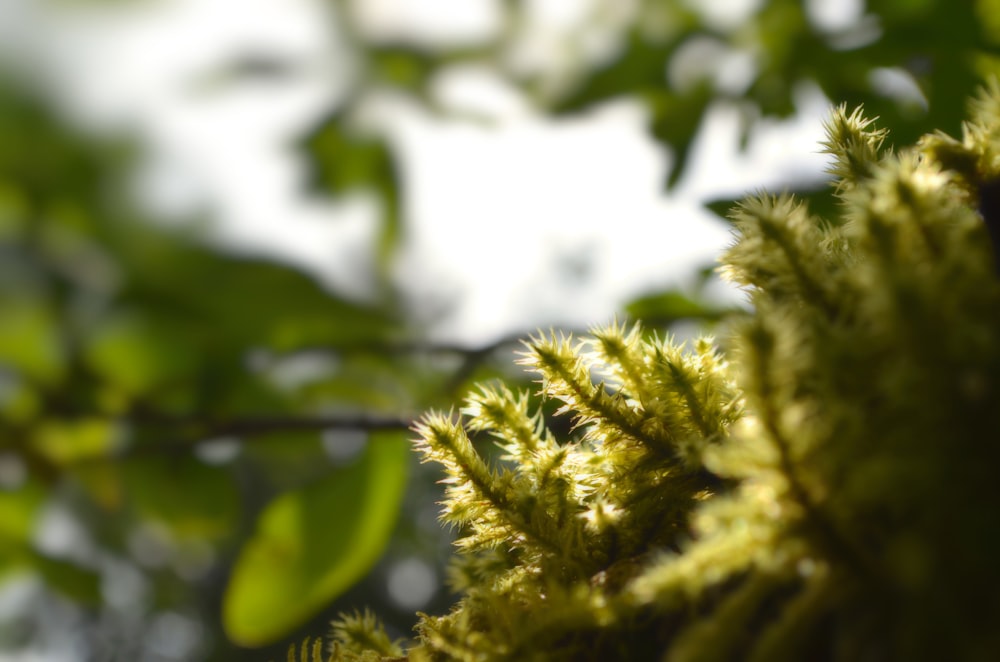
[64,411,417,464]
[60,326,708,465]
[137,412,415,437]
[271,334,526,360]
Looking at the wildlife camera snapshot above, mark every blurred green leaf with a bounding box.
[302,118,396,198]
[625,289,732,327]
[0,545,100,606]
[69,458,123,511]
[111,230,399,352]
[301,116,401,265]
[2,2,1000,657]
[30,551,101,605]
[124,457,240,540]
[84,313,198,399]
[0,482,46,542]
[649,86,714,189]
[367,45,492,99]
[0,480,98,604]
[703,197,739,222]
[554,32,677,112]
[33,417,120,465]
[222,431,409,647]
[0,300,65,385]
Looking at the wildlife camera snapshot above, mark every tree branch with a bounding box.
[112,411,416,460]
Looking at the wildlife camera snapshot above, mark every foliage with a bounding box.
[325,84,1000,660]
[225,434,410,647]
[287,610,404,662]
[4,1,1000,658]
[311,0,1000,206]
[0,51,731,656]
[0,79,490,657]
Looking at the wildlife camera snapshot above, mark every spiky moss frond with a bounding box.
[712,85,1000,659]
[404,322,743,659]
[921,79,1000,187]
[517,329,672,456]
[313,81,1000,662]
[721,193,848,320]
[462,384,553,465]
[286,637,327,662]
[820,104,890,189]
[329,610,404,660]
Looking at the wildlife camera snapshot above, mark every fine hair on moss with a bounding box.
[307,80,1000,662]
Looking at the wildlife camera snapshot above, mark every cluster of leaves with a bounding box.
[0,78,481,657]
[0,65,729,657]
[307,0,1000,207]
[7,0,1000,657]
[320,84,1000,660]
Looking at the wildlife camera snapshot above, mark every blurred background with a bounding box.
[0,0,995,659]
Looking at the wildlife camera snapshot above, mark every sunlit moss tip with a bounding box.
[310,81,1000,661]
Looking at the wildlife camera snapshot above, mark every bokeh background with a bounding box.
[0,0,995,659]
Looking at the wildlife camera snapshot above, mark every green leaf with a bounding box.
[0,300,65,384]
[124,457,240,540]
[84,313,197,396]
[222,431,410,647]
[0,482,46,542]
[0,546,100,605]
[625,290,731,327]
[30,552,101,605]
[33,417,121,465]
[0,481,98,604]
[648,86,714,189]
[703,196,740,222]
[301,116,401,265]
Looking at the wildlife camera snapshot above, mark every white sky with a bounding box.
[0,0,835,344]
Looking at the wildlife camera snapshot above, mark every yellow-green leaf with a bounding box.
[0,301,65,384]
[33,418,122,465]
[83,313,197,397]
[0,482,46,542]
[30,551,101,604]
[222,432,409,647]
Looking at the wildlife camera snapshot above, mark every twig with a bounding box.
[111,411,416,460]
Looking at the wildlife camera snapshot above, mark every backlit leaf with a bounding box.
[33,418,121,465]
[625,290,731,327]
[222,431,409,647]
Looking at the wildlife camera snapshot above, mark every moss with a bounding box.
[323,82,1000,661]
